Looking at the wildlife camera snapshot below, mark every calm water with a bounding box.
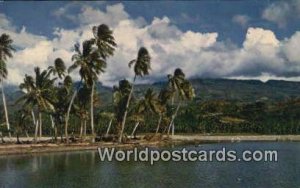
[0,142,299,188]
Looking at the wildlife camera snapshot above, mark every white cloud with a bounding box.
[282,31,300,63]
[262,0,300,28]
[232,15,250,27]
[78,3,129,27]
[2,3,300,86]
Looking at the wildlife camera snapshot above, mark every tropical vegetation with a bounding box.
[0,24,300,145]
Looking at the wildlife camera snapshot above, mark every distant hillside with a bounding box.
[2,78,300,106]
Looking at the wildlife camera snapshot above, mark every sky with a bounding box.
[1,0,300,86]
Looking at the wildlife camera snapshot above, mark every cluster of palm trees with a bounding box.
[0,24,195,144]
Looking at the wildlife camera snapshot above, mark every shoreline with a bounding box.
[0,134,300,156]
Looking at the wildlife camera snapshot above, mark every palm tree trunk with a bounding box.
[80,120,83,138]
[39,112,42,138]
[155,115,162,134]
[131,122,140,137]
[90,81,95,142]
[25,130,29,138]
[31,110,36,126]
[119,75,136,143]
[0,131,4,143]
[32,110,38,143]
[105,118,113,137]
[50,115,55,129]
[167,102,181,136]
[34,120,39,143]
[65,90,78,144]
[1,80,11,138]
[16,133,21,144]
[50,115,56,140]
[84,120,87,139]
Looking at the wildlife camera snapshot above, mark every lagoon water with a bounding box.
[0,142,299,188]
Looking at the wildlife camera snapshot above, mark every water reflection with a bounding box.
[0,142,299,187]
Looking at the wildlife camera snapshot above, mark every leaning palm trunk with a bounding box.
[167,102,181,136]
[90,81,95,142]
[105,118,113,137]
[1,81,11,138]
[131,122,140,137]
[119,76,136,143]
[25,130,29,138]
[155,115,163,134]
[65,90,78,143]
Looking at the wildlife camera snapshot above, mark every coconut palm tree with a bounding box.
[48,58,68,141]
[119,47,151,143]
[0,33,15,138]
[113,79,132,139]
[165,68,195,136]
[128,114,144,138]
[66,25,116,143]
[73,85,91,140]
[52,75,73,142]
[155,88,171,134]
[91,24,117,60]
[134,88,163,135]
[48,58,66,79]
[99,112,115,137]
[18,67,56,142]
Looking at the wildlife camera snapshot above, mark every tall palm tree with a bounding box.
[52,75,73,142]
[113,79,132,139]
[18,67,56,142]
[0,33,15,138]
[165,68,195,136]
[67,25,116,143]
[73,85,91,140]
[91,24,117,60]
[48,58,68,141]
[119,47,151,143]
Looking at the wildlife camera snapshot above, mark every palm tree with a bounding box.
[91,24,117,60]
[165,68,195,136]
[0,33,15,138]
[113,79,132,139]
[99,112,115,137]
[67,25,116,143]
[73,85,91,140]
[52,75,73,142]
[128,114,144,137]
[18,67,56,142]
[155,89,171,134]
[48,58,68,141]
[119,47,151,143]
[134,88,163,135]
[48,58,66,79]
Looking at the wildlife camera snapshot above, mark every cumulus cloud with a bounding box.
[1,3,300,86]
[232,14,250,27]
